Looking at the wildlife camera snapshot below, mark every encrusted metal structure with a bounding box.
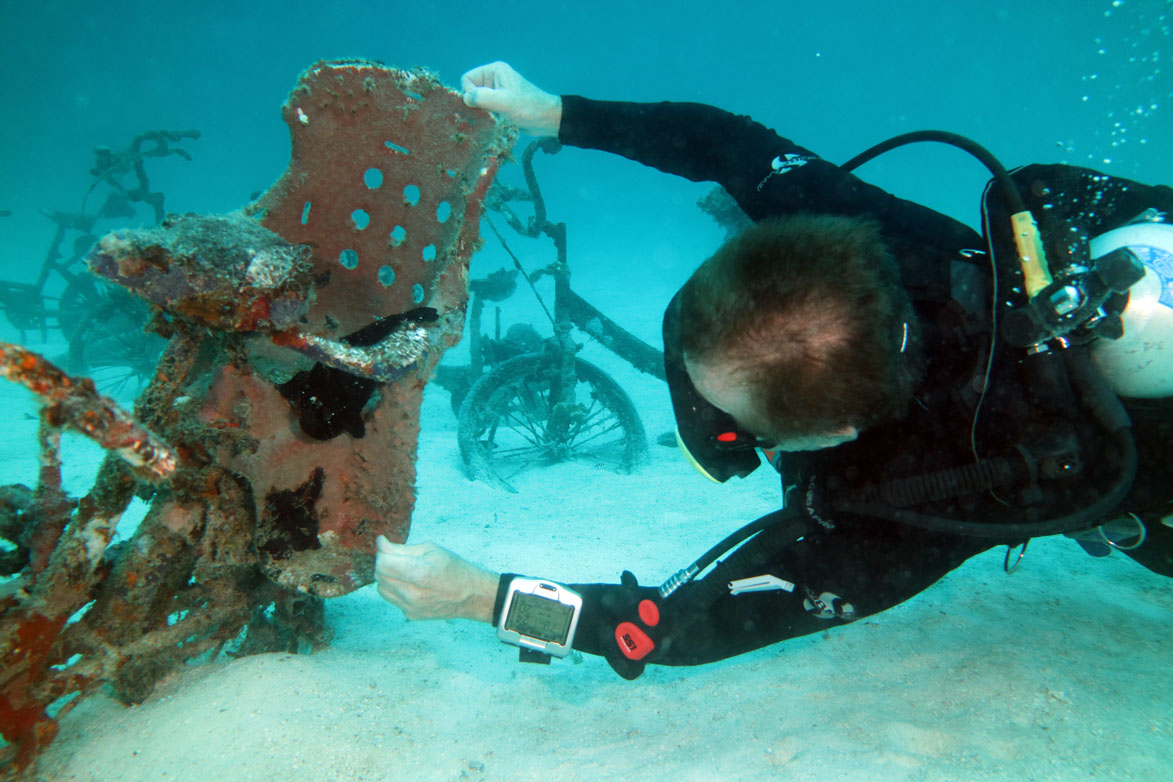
[0,59,513,774]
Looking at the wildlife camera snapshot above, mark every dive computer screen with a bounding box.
[504,590,574,643]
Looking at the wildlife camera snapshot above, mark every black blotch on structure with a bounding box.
[277,307,437,440]
[278,366,375,440]
[260,466,325,560]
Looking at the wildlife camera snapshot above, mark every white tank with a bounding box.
[1089,221,1173,398]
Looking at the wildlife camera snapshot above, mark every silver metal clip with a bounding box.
[728,575,796,595]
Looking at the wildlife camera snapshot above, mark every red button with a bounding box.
[638,599,660,627]
[615,621,655,660]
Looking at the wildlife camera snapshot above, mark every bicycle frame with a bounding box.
[455,139,664,489]
[485,139,666,385]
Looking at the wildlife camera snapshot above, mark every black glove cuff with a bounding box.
[492,573,520,626]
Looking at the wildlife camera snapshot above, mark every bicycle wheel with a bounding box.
[457,353,648,492]
[56,274,103,340]
[67,294,166,396]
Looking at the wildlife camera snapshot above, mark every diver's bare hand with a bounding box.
[374,535,498,622]
[460,61,562,137]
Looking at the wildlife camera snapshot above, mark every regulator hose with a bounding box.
[658,505,815,601]
[840,130,1028,214]
[831,349,1137,539]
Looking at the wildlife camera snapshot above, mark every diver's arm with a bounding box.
[558,94,827,221]
[457,61,841,219]
[374,536,498,622]
[458,63,977,252]
[557,95,982,254]
[461,62,562,137]
[490,517,989,679]
[486,560,840,677]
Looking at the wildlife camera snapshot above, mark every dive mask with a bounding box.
[663,291,771,482]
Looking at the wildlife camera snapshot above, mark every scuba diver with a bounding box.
[374,61,1173,679]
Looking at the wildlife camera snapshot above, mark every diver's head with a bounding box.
[664,214,921,480]
[684,351,861,451]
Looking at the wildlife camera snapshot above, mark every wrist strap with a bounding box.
[492,573,519,625]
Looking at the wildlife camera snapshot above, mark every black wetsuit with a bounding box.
[493,96,1173,678]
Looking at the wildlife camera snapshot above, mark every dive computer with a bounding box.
[497,577,582,659]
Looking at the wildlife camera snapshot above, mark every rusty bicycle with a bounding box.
[442,139,668,492]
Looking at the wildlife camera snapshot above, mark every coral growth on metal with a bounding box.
[0,343,177,483]
[256,58,499,334]
[88,213,316,333]
[0,59,512,775]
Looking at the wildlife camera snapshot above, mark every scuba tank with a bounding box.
[1088,216,1173,398]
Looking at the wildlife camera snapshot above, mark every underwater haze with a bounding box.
[2,0,1171,306]
[1,1,1172,780]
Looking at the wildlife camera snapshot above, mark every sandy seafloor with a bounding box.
[3,323,1171,782]
[2,0,1171,776]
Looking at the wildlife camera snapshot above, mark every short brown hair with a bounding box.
[674,213,921,442]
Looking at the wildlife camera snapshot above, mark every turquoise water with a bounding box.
[3,1,1170,302]
[1,2,1171,779]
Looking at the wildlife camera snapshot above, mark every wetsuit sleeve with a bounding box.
[496,519,989,678]
[558,94,818,218]
[558,95,980,261]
